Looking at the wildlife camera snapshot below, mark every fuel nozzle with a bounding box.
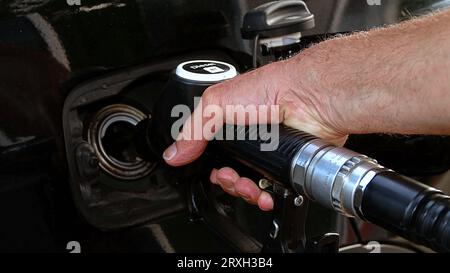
[134,60,238,161]
[134,58,450,252]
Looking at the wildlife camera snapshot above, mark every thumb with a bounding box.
[163,138,208,167]
[163,94,223,166]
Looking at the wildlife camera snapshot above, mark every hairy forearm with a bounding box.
[293,9,450,135]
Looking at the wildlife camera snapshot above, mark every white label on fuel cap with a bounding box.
[176,60,238,82]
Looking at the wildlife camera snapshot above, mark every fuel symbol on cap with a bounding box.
[203,66,225,73]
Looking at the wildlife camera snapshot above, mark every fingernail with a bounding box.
[259,192,274,211]
[163,143,177,161]
[259,192,270,203]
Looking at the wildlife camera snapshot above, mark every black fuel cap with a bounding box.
[242,0,315,39]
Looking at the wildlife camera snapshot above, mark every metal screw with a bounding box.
[294,195,304,207]
[258,178,272,189]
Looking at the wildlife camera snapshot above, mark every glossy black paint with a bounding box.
[0,0,449,252]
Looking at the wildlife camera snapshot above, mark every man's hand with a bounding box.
[163,9,450,211]
[162,57,347,211]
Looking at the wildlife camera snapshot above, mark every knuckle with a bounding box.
[242,196,257,205]
[202,87,219,105]
[220,166,235,174]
